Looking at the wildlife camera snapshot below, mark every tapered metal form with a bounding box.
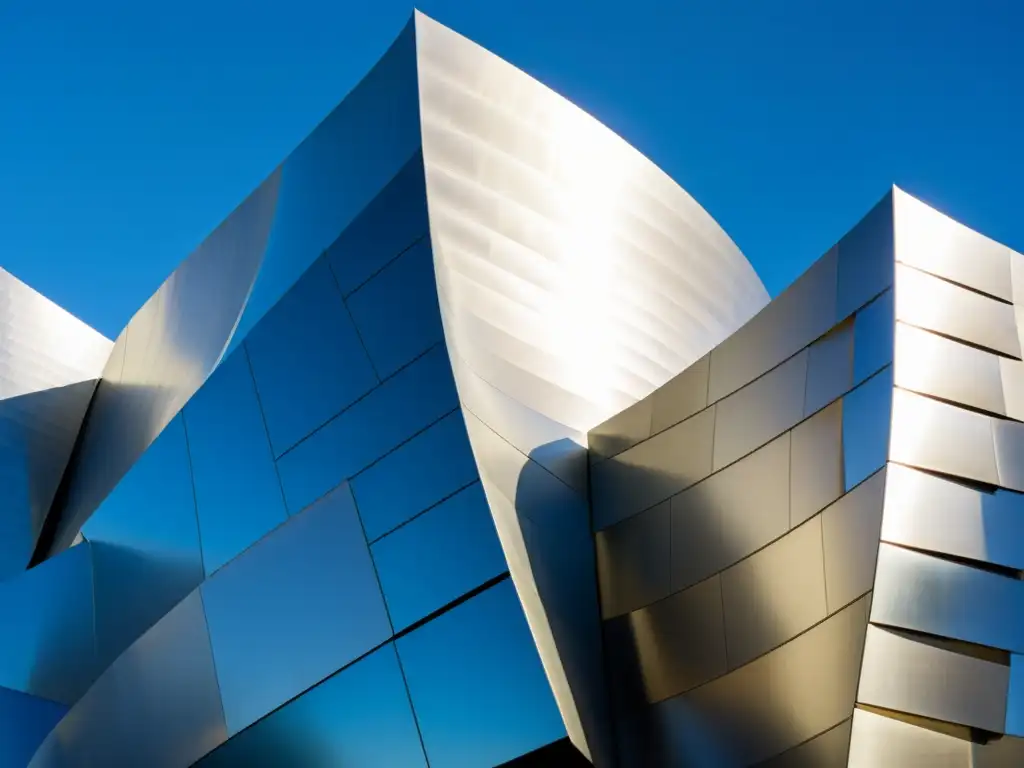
[1,11,1016,768]
[0,11,768,768]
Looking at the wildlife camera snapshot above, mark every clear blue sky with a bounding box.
[1,0,1021,339]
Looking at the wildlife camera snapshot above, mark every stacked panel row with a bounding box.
[848,189,1024,764]
[589,194,897,766]
[27,127,564,767]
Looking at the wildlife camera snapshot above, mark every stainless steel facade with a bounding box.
[591,187,1024,766]
[0,10,1015,768]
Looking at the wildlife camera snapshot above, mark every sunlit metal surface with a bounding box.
[591,187,1024,765]
[5,10,1021,766]
[416,10,766,762]
[0,269,111,577]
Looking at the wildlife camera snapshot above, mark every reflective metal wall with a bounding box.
[591,187,1024,765]
[416,11,768,762]
[851,188,1024,765]
[591,189,892,764]
[0,269,110,578]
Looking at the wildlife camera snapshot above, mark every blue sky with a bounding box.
[1,0,1021,339]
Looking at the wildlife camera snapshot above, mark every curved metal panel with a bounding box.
[858,624,1009,732]
[895,262,1020,358]
[648,596,868,767]
[882,462,1024,570]
[415,12,767,763]
[893,187,1013,302]
[43,168,283,556]
[29,590,226,768]
[0,269,111,576]
[848,707,970,768]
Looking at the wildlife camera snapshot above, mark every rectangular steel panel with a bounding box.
[872,543,1024,652]
[858,624,1008,732]
[591,406,716,530]
[848,707,970,768]
[721,516,827,668]
[708,250,837,404]
[713,351,808,471]
[671,434,790,592]
[895,263,1020,358]
[790,401,844,527]
[605,574,727,704]
[650,354,710,435]
[822,469,885,612]
[894,187,1013,302]
[894,322,1005,416]
[890,387,999,486]
[804,318,853,417]
[596,500,671,618]
[882,463,1024,571]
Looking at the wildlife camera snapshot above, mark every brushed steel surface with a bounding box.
[889,386,999,486]
[894,321,1005,416]
[894,187,1013,302]
[858,624,1009,732]
[895,262,1020,358]
[882,462,1024,570]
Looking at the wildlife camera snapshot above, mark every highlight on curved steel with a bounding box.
[590,186,1024,766]
[4,9,1020,768]
[0,11,765,768]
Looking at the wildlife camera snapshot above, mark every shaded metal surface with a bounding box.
[10,10,1024,767]
[0,269,111,576]
[42,169,282,556]
[29,591,226,768]
[417,9,767,762]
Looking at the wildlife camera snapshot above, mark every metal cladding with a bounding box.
[591,187,1024,766]
[0,10,1016,768]
[0,12,766,768]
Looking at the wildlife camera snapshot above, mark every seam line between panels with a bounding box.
[196,589,230,744]
[368,478,481,544]
[189,638,406,763]
[896,319,1022,362]
[275,341,446,461]
[604,467,887,622]
[188,578,520,768]
[241,343,293,518]
[752,717,854,767]
[179,412,208,577]
[338,233,430,300]
[878,540,1021,580]
[349,406,462,489]
[460,399,584,502]
[886,459,1000,494]
[897,261,1015,305]
[392,572,512,642]
[594,333,852,493]
[322,258,382,383]
[893,382,1012,421]
[347,488,396,636]
[595,365,890,536]
[643,588,874,707]
[587,438,620,751]
[210,405,466,579]
[596,282,894,468]
[389,642,433,768]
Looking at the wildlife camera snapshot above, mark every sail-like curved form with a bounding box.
[416,13,765,763]
[4,11,1019,768]
[6,11,768,768]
